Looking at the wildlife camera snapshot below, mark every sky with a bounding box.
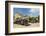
[13,8,40,17]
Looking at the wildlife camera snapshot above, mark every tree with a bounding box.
[38,16,40,23]
[29,17,32,23]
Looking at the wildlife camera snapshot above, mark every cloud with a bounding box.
[28,8,39,16]
[29,8,39,13]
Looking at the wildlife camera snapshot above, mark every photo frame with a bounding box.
[5,1,45,35]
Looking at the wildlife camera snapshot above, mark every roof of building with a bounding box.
[15,12,24,16]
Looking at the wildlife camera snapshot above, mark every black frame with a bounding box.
[5,1,45,35]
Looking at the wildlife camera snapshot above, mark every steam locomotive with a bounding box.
[14,18,30,26]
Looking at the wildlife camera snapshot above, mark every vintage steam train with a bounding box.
[14,17,30,26]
